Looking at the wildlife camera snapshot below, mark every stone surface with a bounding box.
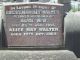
[64,12,80,57]
[0,50,77,60]
[0,4,3,47]
[78,58,80,60]
[3,3,64,48]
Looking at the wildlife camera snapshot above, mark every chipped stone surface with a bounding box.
[0,50,77,60]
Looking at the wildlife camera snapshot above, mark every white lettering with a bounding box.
[9,28,24,32]
[24,33,33,35]
[26,28,37,31]
[11,33,22,36]
[39,28,58,32]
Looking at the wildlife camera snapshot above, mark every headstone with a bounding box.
[3,2,64,48]
[64,12,80,57]
[0,3,3,47]
[0,50,77,60]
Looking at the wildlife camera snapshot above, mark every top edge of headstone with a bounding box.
[2,2,63,6]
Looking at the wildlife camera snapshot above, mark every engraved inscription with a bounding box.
[4,3,63,47]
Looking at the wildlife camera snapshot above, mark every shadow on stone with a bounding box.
[2,20,8,47]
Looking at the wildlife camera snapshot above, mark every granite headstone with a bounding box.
[3,2,64,48]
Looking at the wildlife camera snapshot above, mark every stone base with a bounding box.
[0,50,77,60]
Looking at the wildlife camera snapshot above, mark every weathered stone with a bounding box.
[64,12,80,57]
[3,2,64,48]
[0,4,3,47]
[0,50,77,60]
